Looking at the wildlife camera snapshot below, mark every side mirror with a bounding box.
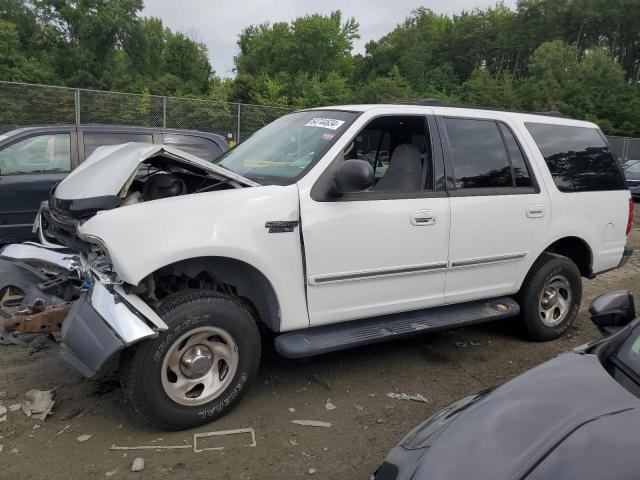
[334,159,374,195]
[589,290,636,334]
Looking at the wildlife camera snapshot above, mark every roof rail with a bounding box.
[382,99,571,119]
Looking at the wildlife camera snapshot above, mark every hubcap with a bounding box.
[538,275,572,327]
[161,326,239,407]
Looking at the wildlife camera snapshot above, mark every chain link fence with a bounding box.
[608,136,640,163]
[0,81,293,142]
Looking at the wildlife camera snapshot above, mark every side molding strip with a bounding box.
[450,252,527,268]
[309,262,448,285]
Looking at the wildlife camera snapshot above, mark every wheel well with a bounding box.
[543,237,592,277]
[144,257,281,332]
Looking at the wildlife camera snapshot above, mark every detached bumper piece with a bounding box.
[59,281,157,378]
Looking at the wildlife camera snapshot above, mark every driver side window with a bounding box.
[346,116,433,193]
[0,134,71,175]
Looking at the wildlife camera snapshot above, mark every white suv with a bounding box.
[0,103,632,429]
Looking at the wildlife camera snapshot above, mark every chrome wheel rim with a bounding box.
[161,326,239,406]
[538,275,572,327]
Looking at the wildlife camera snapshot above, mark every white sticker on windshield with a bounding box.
[304,118,345,130]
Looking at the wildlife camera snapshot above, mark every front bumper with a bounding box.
[1,242,163,378]
[59,280,158,377]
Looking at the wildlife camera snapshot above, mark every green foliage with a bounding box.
[0,1,639,135]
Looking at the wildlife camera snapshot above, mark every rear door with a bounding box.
[0,129,77,242]
[78,128,156,161]
[437,116,551,303]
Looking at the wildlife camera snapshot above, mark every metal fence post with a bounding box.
[74,88,81,125]
[237,104,241,143]
[162,96,167,128]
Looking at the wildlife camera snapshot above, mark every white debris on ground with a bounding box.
[324,400,336,410]
[8,404,21,412]
[131,457,145,472]
[77,434,93,442]
[308,467,317,475]
[290,420,332,428]
[386,392,430,403]
[24,389,55,421]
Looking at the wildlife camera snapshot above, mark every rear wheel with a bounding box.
[120,290,261,430]
[517,253,582,341]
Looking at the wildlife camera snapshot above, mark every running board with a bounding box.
[275,297,520,358]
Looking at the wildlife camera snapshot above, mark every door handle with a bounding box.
[526,205,545,218]
[411,210,437,226]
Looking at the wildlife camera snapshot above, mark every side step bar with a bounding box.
[275,297,520,359]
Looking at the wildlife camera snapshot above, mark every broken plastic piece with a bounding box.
[386,392,430,403]
[193,428,257,453]
[290,420,332,428]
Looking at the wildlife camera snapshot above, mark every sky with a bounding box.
[142,0,518,77]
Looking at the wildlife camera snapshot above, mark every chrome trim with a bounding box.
[90,280,157,344]
[450,252,527,269]
[113,284,168,331]
[309,262,448,285]
[0,242,78,271]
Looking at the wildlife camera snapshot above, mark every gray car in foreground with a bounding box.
[374,290,640,480]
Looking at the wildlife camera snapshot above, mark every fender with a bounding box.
[77,184,310,331]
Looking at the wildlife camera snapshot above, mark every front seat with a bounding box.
[373,143,422,191]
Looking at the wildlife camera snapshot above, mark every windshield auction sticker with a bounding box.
[304,118,346,130]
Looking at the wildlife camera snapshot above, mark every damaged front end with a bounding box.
[0,241,165,377]
[1,143,253,376]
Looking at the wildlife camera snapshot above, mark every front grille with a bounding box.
[42,205,77,237]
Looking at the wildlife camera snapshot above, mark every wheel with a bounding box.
[517,253,582,341]
[120,290,261,430]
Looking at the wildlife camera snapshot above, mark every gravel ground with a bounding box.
[1,206,639,480]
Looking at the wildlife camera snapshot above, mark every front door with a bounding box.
[436,116,551,303]
[0,130,76,242]
[300,115,451,326]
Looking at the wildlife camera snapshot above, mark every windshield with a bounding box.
[213,110,358,184]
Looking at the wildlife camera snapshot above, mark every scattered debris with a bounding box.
[386,392,430,404]
[105,468,118,477]
[9,404,21,412]
[10,448,17,454]
[288,407,296,413]
[0,445,3,453]
[0,391,6,400]
[110,443,192,452]
[21,404,31,418]
[0,416,6,423]
[32,424,40,430]
[354,404,364,411]
[193,428,256,453]
[0,405,6,416]
[54,424,71,438]
[57,407,83,421]
[454,341,481,348]
[131,457,145,472]
[324,400,336,410]
[289,439,298,446]
[308,468,317,475]
[24,389,55,421]
[290,420,332,428]
[77,434,93,442]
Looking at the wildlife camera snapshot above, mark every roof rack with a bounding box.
[383,98,571,119]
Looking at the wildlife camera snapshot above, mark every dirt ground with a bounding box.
[1,207,639,480]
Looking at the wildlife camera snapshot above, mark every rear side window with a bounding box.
[443,118,512,189]
[83,132,153,158]
[163,134,223,161]
[526,123,625,192]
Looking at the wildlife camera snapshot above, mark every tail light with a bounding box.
[627,196,634,236]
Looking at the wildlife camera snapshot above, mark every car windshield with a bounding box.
[625,161,640,173]
[614,325,640,375]
[213,110,357,184]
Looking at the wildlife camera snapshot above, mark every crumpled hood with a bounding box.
[54,142,258,200]
[411,352,640,480]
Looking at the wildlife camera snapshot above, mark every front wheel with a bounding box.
[120,291,261,430]
[517,253,582,341]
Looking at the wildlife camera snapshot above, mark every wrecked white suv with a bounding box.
[0,104,633,429]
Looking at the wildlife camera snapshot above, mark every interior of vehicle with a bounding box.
[345,116,432,192]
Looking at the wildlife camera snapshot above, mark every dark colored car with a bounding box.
[374,290,640,480]
[0,125,228,243]
[624,160,640,199]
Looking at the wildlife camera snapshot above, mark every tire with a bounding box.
[120,290,261,430]
[517,253,582,341]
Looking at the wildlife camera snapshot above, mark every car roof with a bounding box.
[308,104,599,129]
